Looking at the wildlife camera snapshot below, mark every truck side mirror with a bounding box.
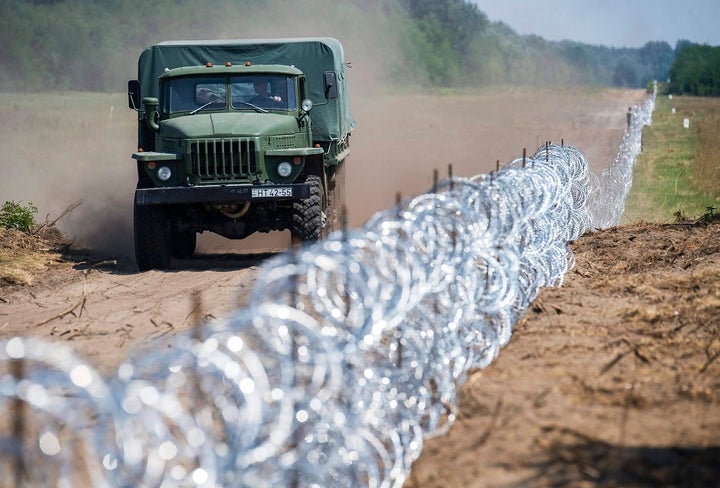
[143,97,160,132]
[323,71,337,99]
[128,80,140,110]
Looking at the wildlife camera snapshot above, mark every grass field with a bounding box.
[625,92,720,223]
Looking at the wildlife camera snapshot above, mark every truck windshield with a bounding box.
[163,75,296,115]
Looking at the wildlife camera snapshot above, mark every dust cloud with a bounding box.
[0,93,137,258]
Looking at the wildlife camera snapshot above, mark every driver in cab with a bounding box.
[250,78,283,108]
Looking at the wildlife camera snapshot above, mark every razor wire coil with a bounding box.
[0,87,655,488]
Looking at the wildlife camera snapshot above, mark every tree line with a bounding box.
[395,0,677,88]
[668,43,720,96]
[0,0,707,93]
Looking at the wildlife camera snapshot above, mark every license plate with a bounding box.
[251,187,293,198]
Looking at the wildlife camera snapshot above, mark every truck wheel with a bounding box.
[134,203,172,271]
[171,230,196,259]
[291,175,324,242]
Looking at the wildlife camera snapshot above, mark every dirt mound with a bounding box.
[0,225,71,286]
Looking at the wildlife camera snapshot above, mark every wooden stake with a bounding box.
[12,357,26,487]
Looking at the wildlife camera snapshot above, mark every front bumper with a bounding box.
[135,183,310,205]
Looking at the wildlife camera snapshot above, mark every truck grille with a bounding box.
[190,139,257,181]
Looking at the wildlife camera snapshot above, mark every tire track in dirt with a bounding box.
[1,256,269,374]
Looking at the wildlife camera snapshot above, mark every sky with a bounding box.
[470,0,720,48]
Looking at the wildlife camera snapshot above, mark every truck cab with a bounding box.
[128,38,353,270]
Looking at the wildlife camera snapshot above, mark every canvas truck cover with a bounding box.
[137,37,354,143]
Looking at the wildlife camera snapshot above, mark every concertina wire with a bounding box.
[0,86,655,487]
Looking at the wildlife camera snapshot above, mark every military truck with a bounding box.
[127,38,354,270]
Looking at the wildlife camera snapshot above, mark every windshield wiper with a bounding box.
[189,99,220,115]
[233,101,269,114]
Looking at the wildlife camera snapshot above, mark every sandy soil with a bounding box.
[5,86,716,487]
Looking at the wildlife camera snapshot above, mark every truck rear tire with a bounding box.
[290,175,324,242]
[134,203,172,271]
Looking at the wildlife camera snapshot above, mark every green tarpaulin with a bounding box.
[137,37,354,142]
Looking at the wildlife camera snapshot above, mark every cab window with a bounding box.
[230,75,296,110]
[163,77,227,114]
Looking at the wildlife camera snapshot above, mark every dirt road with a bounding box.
[7,87,712,487]
[0,86,645,368]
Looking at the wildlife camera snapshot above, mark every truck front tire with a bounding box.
[134,202,172,271]
[290,175,324,242]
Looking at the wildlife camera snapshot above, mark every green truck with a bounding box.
[128,38,354,270]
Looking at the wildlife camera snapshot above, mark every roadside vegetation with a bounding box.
[0,200,70,286]
[625,91,720,223]
[0,200,37,233]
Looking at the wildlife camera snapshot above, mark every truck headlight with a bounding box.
[157,166,172,181]
[277,161,292,177]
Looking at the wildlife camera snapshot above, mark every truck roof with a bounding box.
[137,37,354,142]
[159,64,304,79]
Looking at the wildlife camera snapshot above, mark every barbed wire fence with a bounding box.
[0,85,655,487]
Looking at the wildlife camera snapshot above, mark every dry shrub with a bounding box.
[0,227,69,286]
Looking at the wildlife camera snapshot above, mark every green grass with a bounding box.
[625,94,720,223]
[0,200,37,232]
